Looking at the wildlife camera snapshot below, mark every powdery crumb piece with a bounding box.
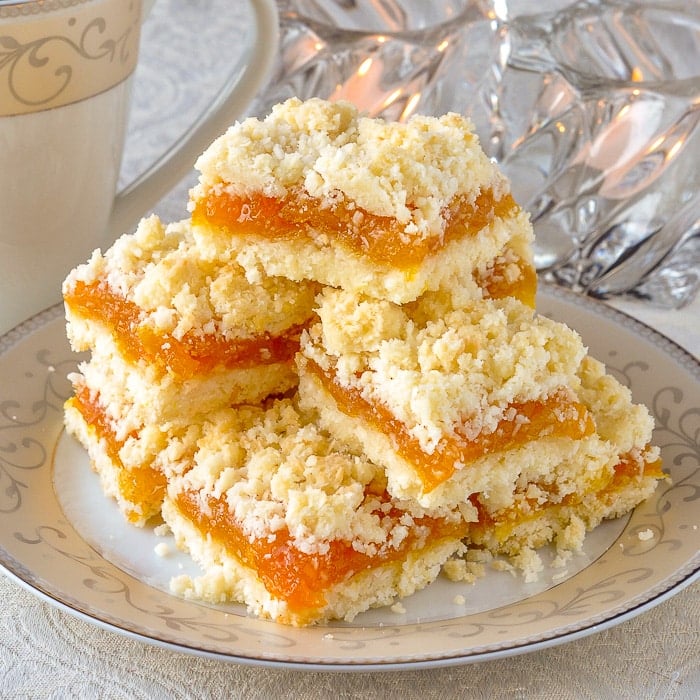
[391,602,407,615]
[556,515,586,553]
[511,548,544,583]
[551,569,569,582]
[154,523,171,537]
[638,528,655,541]
[466,549,493,564]
[323,633,335,640]
[170,575,193,596]
[154,542,171,557]
[453,594,466,606]
[442,557,486,584]
[443,558,467,582]
[491,559,516,576]
[551,550,573,569]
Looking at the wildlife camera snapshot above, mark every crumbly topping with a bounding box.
[63,215,317,340]
[191,97,508,238]
[170,398,453,555]
[302,290,587,454]
[555,514,586,552]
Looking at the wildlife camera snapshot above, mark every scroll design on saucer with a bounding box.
[0,347,73,513]
[16,522,299,652]
[617,383,700,561]
[601,350,650,390]
[444,567,655,641]
[651,385,700,504]
[652,387,700,479]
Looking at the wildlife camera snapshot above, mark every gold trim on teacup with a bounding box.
[0,0,142,116]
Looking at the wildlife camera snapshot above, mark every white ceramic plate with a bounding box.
[0,287,698,670]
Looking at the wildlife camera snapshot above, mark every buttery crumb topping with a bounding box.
[191,97,508,238]
[301,290,587,454]
[63,215,317,341]
[169,399,455,555]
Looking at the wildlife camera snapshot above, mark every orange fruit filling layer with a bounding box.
[64,280,305,379]
[612,452,665,482]
[306,359,596,493]
[174,490,467,616]
[477,256,538,308]
[68,387,166,523]
[192,186,520,269]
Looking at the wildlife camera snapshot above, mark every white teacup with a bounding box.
[0,0,278,336]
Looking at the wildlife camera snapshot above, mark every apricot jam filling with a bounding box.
[68,386,166,522]
[192,186,520,269]
[306,360,596,493]
[64,280,305,379]
[611,452,665,483]
[477,256,537,308]
[174,490,466,614]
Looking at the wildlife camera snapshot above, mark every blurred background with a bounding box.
[124,0,700,308]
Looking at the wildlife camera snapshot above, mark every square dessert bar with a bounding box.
[465,355,664,566]
[63,216,319,430]
[189,97,536,306]
[297,289,663,556]
[163,398,468,626]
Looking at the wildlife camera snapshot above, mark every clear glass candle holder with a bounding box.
[250,0,700,308]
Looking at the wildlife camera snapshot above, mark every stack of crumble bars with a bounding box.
[63,98,663,626]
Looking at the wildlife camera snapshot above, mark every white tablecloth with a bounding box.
[2,2,698,697]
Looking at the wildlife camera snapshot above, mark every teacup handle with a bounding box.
[107,0,278,238]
